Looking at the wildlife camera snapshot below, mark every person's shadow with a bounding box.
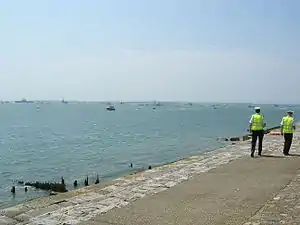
[260,155,285,158]
[261,154,300,158]
[289,153,300,157]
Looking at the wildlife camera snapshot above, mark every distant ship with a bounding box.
[15,98,34,104]
[106,105,116,111]
[153,101,162,106]
[61,99,68,104]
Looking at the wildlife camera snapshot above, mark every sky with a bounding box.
[0,0,300,103]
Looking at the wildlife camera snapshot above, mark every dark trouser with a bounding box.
[251,130,264,155]
[283,133,293,155]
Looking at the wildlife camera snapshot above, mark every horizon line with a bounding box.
[1,100,299,105]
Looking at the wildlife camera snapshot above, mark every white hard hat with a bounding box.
[254,106,260,110]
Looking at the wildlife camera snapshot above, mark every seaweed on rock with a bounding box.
[24,181,68,193]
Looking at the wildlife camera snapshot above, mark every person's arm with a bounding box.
[293,118,296,130]
[262,114,266,127]
[280,118,284,135]
[249,115,253,132]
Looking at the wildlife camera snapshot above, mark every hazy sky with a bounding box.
[1,0,299,103]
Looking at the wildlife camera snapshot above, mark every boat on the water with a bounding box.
[61,99,68,104]
[153,101,162,106]
[15,98,34,104]
[106,105,116,111]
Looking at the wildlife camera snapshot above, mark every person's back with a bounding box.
[282,115,294,134]
[251,113,264,131]
[281,111,295,155]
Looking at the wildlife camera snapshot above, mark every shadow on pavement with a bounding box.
[260,155,285,158]
[289,153,300,157]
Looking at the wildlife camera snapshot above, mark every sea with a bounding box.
[0,101,299,209]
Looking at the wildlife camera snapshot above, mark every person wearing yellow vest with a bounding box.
[280,110,296,155]
[249,107,266,157]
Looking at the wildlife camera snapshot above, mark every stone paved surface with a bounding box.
[244,171,300,225]
[1,128,300,225]
[0,140,253,224]
[86,135,300,225]
[244,132,300,225]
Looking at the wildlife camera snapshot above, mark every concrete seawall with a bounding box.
[1,126,300,225]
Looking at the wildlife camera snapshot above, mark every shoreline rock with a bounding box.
[24,181,67,193]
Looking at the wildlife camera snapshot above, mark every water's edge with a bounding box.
[2,126,294,225]
[3,126,279,210]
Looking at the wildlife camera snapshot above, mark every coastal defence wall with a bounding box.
[1,126,300,225]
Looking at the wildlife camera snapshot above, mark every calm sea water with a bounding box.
[0,102,299,209]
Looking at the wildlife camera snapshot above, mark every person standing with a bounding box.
[281,110,296,155]
[249,107,266,157]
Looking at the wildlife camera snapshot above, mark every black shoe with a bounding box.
[258,153,262,156]
[251,152,254,158]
